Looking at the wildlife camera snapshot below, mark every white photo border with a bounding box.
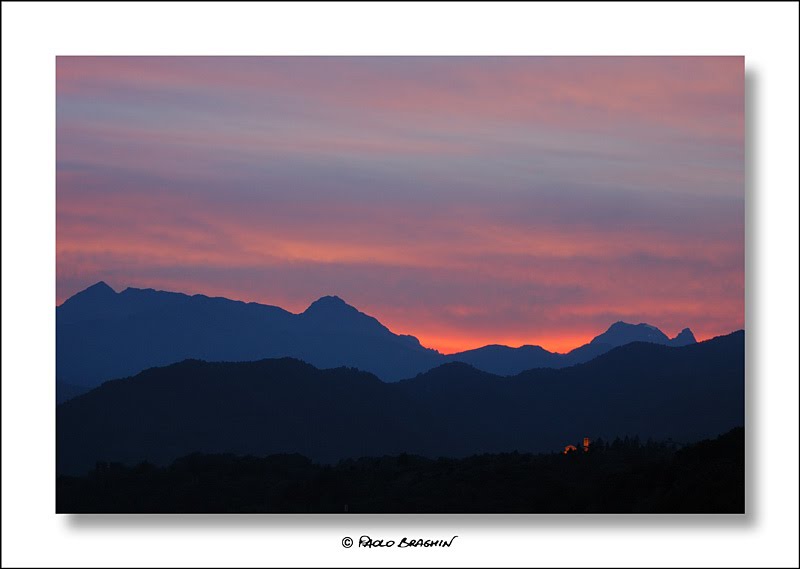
[2,2,798,567]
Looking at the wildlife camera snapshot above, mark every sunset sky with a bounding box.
[56,57,744,354]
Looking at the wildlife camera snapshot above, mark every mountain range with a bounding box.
[56,330,744,475]
[57,282,696,395]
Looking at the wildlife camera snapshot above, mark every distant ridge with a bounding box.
[57,282,700,390]
[444,319,698,374]
[57,283,440,387]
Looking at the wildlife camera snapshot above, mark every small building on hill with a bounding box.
[563,437,591,454]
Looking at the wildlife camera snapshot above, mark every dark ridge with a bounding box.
[57,283,707,386]
[57,331,744,476]
[56,427,744,513]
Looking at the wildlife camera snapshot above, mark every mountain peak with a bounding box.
[70,281,116,301]
[58,281,117,310]
[85,281,115,294]
[305,294,348,308]
[608,320,655,331]
[312,294,347,305]
[302,295,359,317]
[591,321,670,347]
[671,327,697,346]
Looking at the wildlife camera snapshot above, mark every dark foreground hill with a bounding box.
[57,331,743,475]
[56,427,744,513]
[57,282,696,388]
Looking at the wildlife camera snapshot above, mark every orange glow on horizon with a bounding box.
[402,327,717,355]
[414,332,598,356]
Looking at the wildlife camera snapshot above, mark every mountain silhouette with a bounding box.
[671,327,698,346]
[302,295,362,319]
[590,321,670,346]
[57,284,441,387]
[588,320,696,348]
[56,331,743,475]
[444,344,562,376]
[57,282,698,390]
[444,320,698,374]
